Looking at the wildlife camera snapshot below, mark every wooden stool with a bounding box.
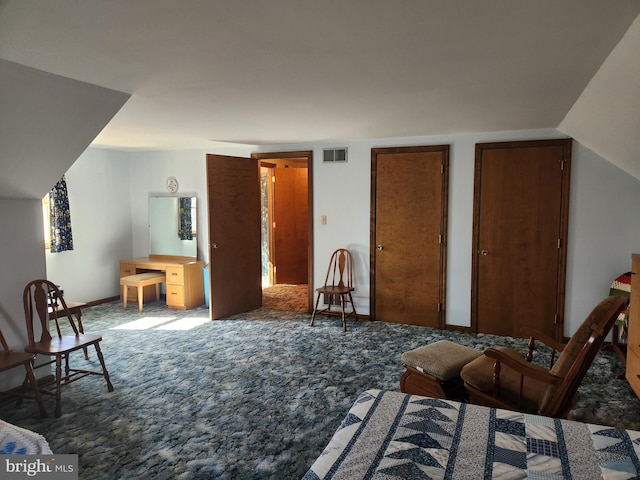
[120,272,166,312]
[400,340,482,399]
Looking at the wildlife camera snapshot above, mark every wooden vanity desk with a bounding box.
[120,254,205,310]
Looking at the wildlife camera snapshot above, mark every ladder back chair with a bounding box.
[310,248,358,331]
[0,328,47,417]
[23,279,114,417]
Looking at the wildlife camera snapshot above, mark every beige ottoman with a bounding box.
[400,340,482,399]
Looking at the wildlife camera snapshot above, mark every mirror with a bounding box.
[149,195,197,257]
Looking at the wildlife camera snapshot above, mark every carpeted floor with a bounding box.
[2,300,640,479]
[262,284,308,312]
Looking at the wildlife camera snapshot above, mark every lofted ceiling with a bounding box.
[0,0,639,198]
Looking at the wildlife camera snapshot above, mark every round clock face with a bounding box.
[166,176,179,193]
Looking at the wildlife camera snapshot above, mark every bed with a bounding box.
[303,389,640,479]
[0,419,52,455]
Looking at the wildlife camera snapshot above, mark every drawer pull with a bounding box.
[171,292,178,295]
[171,272,178,276]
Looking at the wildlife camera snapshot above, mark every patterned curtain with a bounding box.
[49,176,74,253]
[179,197,193,240]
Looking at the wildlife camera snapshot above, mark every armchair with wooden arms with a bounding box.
[460,296,628,418]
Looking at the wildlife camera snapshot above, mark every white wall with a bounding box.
[31,129,640,338]
[45,148,133,301]
[0,199,46,388]
[565,142,640,328]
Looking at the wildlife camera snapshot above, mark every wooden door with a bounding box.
[206,154,262,319]
[371,145,449,327]
[273,168,308,284]
[472,139,571,340]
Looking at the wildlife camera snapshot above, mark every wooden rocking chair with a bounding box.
[460,295,627,418]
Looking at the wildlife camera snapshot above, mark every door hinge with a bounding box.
[437,303,442,312]
[560,158,569,171]
[554,313,559,325]
[441,163,444,174]
[557,238,561,249]
[438,234,442,244]
[272,222,276,229]
[272,175,276,183]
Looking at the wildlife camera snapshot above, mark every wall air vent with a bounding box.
[323,148,348,163]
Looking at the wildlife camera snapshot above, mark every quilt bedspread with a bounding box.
[0,419,52,455]
[303,389,640,479]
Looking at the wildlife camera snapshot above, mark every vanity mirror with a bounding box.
[149,195,197,257]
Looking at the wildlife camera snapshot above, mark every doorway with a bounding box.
[252,151,313,312]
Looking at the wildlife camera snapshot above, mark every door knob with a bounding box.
[211,243,219,249]
[480,250,489,256]
[377,245,384,251]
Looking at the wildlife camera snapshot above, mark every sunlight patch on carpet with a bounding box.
[156,317,210,330]
[112,316,178,330]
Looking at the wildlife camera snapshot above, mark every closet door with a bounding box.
[371,145,448,327]
[472,139,571,340]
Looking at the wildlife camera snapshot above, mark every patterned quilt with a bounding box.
[303,389,640,479]
[0,419,52,455]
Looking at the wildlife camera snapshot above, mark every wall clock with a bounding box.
[165,176,179,193]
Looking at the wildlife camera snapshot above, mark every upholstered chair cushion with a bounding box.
[460,346,550,413]
[401,340,482,382]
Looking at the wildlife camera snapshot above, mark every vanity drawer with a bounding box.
[166,266,184,285]
[166,284,185,307]
[120,263,136,277]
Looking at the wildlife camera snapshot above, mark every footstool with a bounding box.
[400,340,482,400]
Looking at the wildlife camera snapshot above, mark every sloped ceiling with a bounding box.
[559,14,640,180]
[0,59,129,198]
[0,0,639,199]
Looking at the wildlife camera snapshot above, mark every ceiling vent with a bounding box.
[323,148,348,163]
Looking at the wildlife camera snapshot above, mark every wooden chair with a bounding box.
[310,248,358,332]
[460,295,628,418]
[23,279,114,417]
[0,328,47,417]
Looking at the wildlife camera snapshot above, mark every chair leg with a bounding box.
[348,292,358,321]
[309,292,322,327]
[24,362,47,418]
[55,355,63,418]
[340,295,347,332]
[64,353,70,377]
[94,343,114,392]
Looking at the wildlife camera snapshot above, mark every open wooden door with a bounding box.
[206,154,262,319]
[472,139,571,340]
